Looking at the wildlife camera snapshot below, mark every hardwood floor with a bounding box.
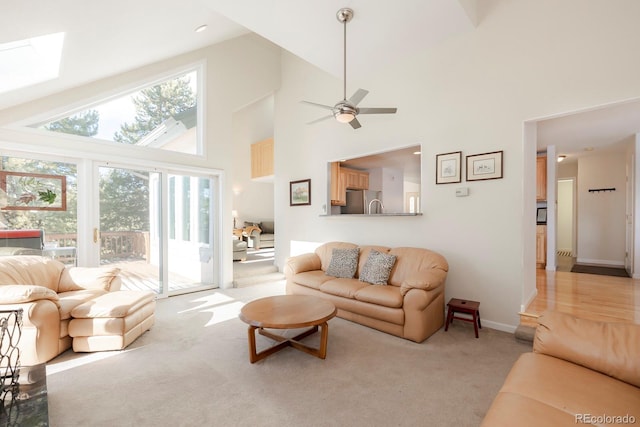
[522,267,640,326]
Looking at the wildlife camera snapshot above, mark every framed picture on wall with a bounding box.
[290,179,311,206]
[466,150,503,181]
[436,151,462,184]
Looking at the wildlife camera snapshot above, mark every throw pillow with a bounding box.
[326,248,360,278]
[359,250,397,285]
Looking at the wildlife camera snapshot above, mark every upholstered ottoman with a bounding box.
[69,291,155,352]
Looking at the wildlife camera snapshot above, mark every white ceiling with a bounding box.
[0,0,249,110]
[537,99,640,162]
[0,0,476,111]
[1,0,638,159]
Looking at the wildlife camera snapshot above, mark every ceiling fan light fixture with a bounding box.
[335,112,355,123]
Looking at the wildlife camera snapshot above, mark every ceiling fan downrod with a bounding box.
[337,8,353,101]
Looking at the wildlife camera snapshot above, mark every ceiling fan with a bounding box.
[302,8,397,130]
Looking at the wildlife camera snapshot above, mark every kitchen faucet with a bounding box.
[368,199,384,214]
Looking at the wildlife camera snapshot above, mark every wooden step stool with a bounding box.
[445,298,482,338]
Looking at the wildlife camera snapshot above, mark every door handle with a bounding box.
[93,228,99,243]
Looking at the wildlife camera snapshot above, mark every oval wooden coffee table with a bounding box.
[239,295,337,363]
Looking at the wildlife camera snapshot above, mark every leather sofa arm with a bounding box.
[534,311,640,387]
[284,253,322,277]
[0,285,60,306]
[400,269,447,296]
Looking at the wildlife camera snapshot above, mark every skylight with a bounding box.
[0,32,65,94]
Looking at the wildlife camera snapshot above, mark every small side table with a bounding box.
[445,298,482,338]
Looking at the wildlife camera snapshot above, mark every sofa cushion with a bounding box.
[57,289,108,320]
[320,278,368,299]
[71,291,155,318]
[326,247,359,278]
[388,247,449,287]
[59,266,121,292]
[534,311,640,387]
[261,221,274,234]
[0,256,65,292]
[355,284,403,308]
[288,271,333,290]
[0,284,59,305]
[359,250,397,285]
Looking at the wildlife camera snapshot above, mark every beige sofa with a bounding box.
[482,311,640,426]
[244,220,275,249]
[285,242,448,343]
[0,256,155,365]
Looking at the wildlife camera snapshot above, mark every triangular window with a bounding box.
[29,69,201,155]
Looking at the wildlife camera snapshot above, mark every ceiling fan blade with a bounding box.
[349,117,362,129]
[301,100,334,111]
[307,114,334,125]
[348,89,369,106]
[358,107,397,115]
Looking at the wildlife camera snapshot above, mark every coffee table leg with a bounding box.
[248,325,258,363]
[248,326,291,363]
[318,322,329,359]
[247,325,331,362]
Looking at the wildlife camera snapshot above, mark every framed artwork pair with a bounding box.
[435,150,503,184]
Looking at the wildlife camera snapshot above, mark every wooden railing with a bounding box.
[46,231,150,261]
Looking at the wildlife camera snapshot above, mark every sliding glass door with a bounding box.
[98,166,163,293]
[167,173,215,292]
[97,165,217,296]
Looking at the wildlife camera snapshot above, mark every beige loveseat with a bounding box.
[285,242,448,343]
[0,256,155,365]
[481,311,640,426]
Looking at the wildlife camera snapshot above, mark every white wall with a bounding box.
[577,152,626,265]
[557,179,574,253]
[380,167,404,213]
[231,95,275,225]
[273,0,640,330]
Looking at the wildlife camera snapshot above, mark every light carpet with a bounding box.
[46,281,531,427]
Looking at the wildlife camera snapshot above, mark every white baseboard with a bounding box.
[576,257,624,267]
[482,320,517,334]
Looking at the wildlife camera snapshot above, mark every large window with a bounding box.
[29,69,201,155]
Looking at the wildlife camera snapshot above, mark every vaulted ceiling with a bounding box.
[2,0,639,159]
[0,0,476,111]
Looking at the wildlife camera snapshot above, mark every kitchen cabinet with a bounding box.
[330,162,346,206]
[536,225,546,269]
[341,167,369,190]
[331,163,369,206]
[251,137,274,179]
[536,156,546,201]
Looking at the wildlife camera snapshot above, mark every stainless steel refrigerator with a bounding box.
[341,190,383,214]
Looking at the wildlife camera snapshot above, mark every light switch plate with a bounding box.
[456,187,469,197]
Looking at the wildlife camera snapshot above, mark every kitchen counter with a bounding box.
[321,213,423,217]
